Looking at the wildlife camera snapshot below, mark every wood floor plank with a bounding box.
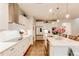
[25,40,48,56]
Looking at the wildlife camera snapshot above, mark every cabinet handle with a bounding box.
[10,48,14,51]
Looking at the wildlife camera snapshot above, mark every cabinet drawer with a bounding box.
[0,38,31,56]
[0,47,16,56]
[0,41,24,56]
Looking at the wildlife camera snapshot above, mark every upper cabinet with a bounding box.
[0,3,9,30]
[9,3,19,23]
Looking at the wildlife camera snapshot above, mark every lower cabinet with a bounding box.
[47,38,68,56]
[0,37,33,56]
[49,46,68,56]
[53,46,68,56]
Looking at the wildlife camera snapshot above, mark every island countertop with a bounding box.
[47,35,79,47]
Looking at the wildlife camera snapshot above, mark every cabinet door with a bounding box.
[0,49,11,56]
[12,38,31,56]
[0,38,32,56]
[0,46,17,56]
[53,46,68,56]
[18,38,29,55]
[0,39,25,56]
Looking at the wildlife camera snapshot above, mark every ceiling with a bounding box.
[18,3,79,20]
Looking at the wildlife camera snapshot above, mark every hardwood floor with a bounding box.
[24,40,48,56]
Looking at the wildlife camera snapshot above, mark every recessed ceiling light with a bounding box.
[49,9,52,13]
[57,19,60,22]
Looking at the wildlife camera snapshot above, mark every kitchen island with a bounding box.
[46,35,79,56]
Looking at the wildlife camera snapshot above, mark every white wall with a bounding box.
[57,19,79,35]
[57,20,72,35]
[0,3,8,30]
[57,19,72,27]
[62,23,71,35]
[71,18,79,35]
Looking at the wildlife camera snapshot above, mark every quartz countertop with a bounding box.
[47,35,79,47]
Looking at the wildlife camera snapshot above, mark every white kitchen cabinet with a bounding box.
[0,47,15,56]
[0,4,8,30]
[48,38,68,56]
[0,44,23,56]
[49,45,68,56]
[0,37,33,56]
[0,41,23,56]
[53,46,68,56]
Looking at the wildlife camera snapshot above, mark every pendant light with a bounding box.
[49,8,52,13]
[66,3,70,19]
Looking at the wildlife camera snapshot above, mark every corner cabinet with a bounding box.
[0,37,33,56]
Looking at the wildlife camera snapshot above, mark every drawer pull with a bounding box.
[10,48,14,51]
